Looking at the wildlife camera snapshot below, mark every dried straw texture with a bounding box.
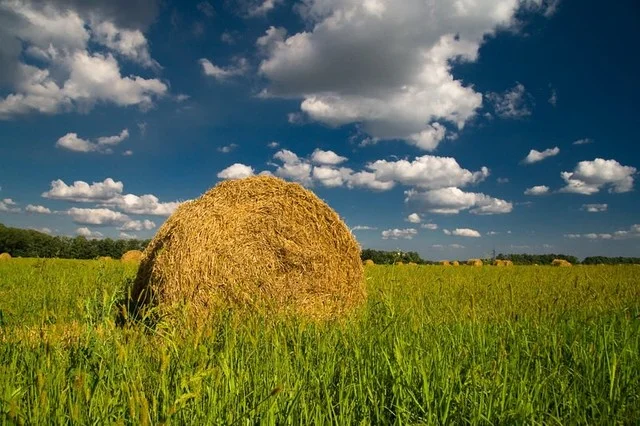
[467,259,483,267]
[364,259,375,266]
[552,259,572,267]
[395,261,404,266]
[439,260,451,266]
[452,261,460,266]
[121,250,143,263]
[493,259,513,267]
[0,253,11,261]
[132,176,365,321]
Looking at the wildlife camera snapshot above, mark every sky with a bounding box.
[0,0,639,260]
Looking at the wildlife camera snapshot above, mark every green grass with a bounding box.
[1,259,639,424]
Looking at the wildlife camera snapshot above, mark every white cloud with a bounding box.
[565,224,640,240]
[199,57,248,81]
[123,150,133,156]
[559,158,636,194]
[406,187,513,215]
[486,231,499,235]
[487,83,533,118]
[446,228,481,238]
[312,166,352,188]
[573,138,593,145]
[217,144,238,153]
[310,149,347,165]
[366,155,489,190]
[522,147,559,164]
[381,228,417,240]
[258,1,548,147]
[497,177,510,184]
[272,150,313,186]
[406,213,421,223]
[197,2,215,18]
[25,204,52,214]
[0,198,20,213]
[267,141,280,148]
[581,203,607,213]
[119,232,138,239]
[421,223,438,230]
[91,21,159,69]
[56,128,129,153]
[42,177,181,216]
[524,185,549,195]
[449,244,465,249]
[120,219,156,231]
[548,87,557,106]
[217,163,255,179]
[352,225,377,231]
[248,0,283,16]
[43,178,124,201]
[68,207,129,225]
[76,227,104,239]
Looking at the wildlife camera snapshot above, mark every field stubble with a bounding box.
[0,259,639,424]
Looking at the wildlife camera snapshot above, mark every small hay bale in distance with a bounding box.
[0,252,11,261]
[407,262,417,266]
[552,259,572,267]
[121,250,143,263]
[452,260,460,266]
[395,261,404,266]
[131,176,365,321]
[467,259,483,267]
[363,259,375,266]
[439,260,451,266]
[97,256,112,261]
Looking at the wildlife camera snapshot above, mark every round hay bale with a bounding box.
[394,261,404,266]
[493,259,505,266]
[131,176,365,321]
[407,262,417,266]
[363,259,375,266]
[121,250,143,263]
[467,259,483,267]
[0,252,11,261]
[439,260,451,266]
[452,260,460,266]
[552,259,572,267]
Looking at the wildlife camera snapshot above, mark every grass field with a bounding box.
[1,259,639,424]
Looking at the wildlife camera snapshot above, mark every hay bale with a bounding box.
[552,259,572,267]
[0,252,11,261]
[363,259,375,266]
[467,259,483,267]
[97,256,112,261]
[395,261,404,266]
[131,176,365,321]
[452,260,460,266]
[439,260,450,266]
[407,262,417,266]
[121,250,143,263]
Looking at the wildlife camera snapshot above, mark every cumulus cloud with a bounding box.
[565,224,640,240]
[444,228,481,238]
[381,228,417,240]
[120,219,155,231]
[56,128,129,153]
[351,225,377,231]
[522,147,559,164]
[0,198,20,213]
[25,204,52,214]
[199,57,248,81]
[42,177,181,216]
[405,187,513,215]
[217,163,255,179]
[68,207,129,225]
[559,158,636,194]
[258,0,549,147]
[76,227,104,239]
[0,1,167,119]
[406,213,421,223]
[524,185,549,195]
[487,83,533,118]
[247,0,282,16]
[310,149,347,165]
[581,203,607,213]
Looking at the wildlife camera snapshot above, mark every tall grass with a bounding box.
[1,259,639,424]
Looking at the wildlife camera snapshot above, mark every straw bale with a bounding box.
[439,260,450,266]
[407,262,417,266]
[121,250,143,263]
[131,176,365,321]
[452,260,460,266]
[97,256,112,261]
[0,253,11,261]
[363,259,375,266]
[552,259,572,267]
[467,259,483,267]
[395,261,404,266]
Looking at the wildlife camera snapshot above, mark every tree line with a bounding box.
[0,224,149,259]
[1,224,638,264]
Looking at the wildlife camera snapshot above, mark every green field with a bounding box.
[1,259,639,424]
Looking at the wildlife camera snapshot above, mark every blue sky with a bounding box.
[1,0,639,259]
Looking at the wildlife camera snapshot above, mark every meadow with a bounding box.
[1,259,639,424]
